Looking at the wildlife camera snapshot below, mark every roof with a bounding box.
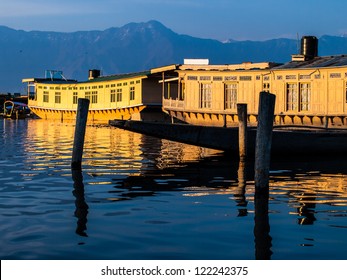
[22,78,77,84]
[179,61,277,71]
[88,70,150,83]
[273,55,347,69]
[23,70,153,84]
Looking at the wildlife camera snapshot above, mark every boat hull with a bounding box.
[30,105,147,122]
[109,120,347,156]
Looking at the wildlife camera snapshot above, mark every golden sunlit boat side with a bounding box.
[162,37,347,128]
[22,66,178,122]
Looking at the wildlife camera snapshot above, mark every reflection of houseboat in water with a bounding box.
[22,36,347,128]
[0,101,31,119]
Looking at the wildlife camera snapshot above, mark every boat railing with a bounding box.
[163,98,185,109]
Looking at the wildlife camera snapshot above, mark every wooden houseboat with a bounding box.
[22,66,177,122]
[23,36,347,128]
[162,36,347,128]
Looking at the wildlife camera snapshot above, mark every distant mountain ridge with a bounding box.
[1,20,347,92]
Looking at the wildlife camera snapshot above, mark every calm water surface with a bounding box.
[1,118,347,260]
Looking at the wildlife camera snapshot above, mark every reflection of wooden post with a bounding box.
[237,104,247,160]
[254,192,272,259]
[72,169,89,237]
[235,159,248,216]
[254,92,276,191]
[71,98,89,170]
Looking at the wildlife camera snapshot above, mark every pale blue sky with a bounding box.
[0,0,346,41]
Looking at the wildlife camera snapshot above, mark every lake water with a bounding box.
[1,118,347,260]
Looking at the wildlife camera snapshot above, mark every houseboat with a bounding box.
[23,36,347,128]
[162,36,347,128]
[22,66,178,122]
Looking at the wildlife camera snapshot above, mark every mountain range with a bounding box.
[1,20,347,93]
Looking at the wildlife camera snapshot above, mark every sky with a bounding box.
[1,0,347,41]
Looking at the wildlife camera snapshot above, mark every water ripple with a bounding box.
[1,119,347,259]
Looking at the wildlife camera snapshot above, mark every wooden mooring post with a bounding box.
[253,91,275,259]
[71,98,90,170]
[237,103,248,160]
[254,92,276,192]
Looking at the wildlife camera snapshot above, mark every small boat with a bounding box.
[1,101,31,119]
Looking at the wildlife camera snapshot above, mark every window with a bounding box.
[91,91,98,104]
[299,75,311,80]
[300,83,311,111]
[73,92,78,104]
[199,83,212,108]
[200,76,211,81]
[85,91,91,101]
[225,76,237,81]
[224,83,237,110]
[55,92,61,104]
[330,73,341,78]
[263,83,270,93]
[117,88,122,102]
[286,83,311,111]
[213,76,223,81]
[43,91,49,103]
[130,86,135,100]
[240,76,252,81]
[286,83,298,111]
[110,89,116,103]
